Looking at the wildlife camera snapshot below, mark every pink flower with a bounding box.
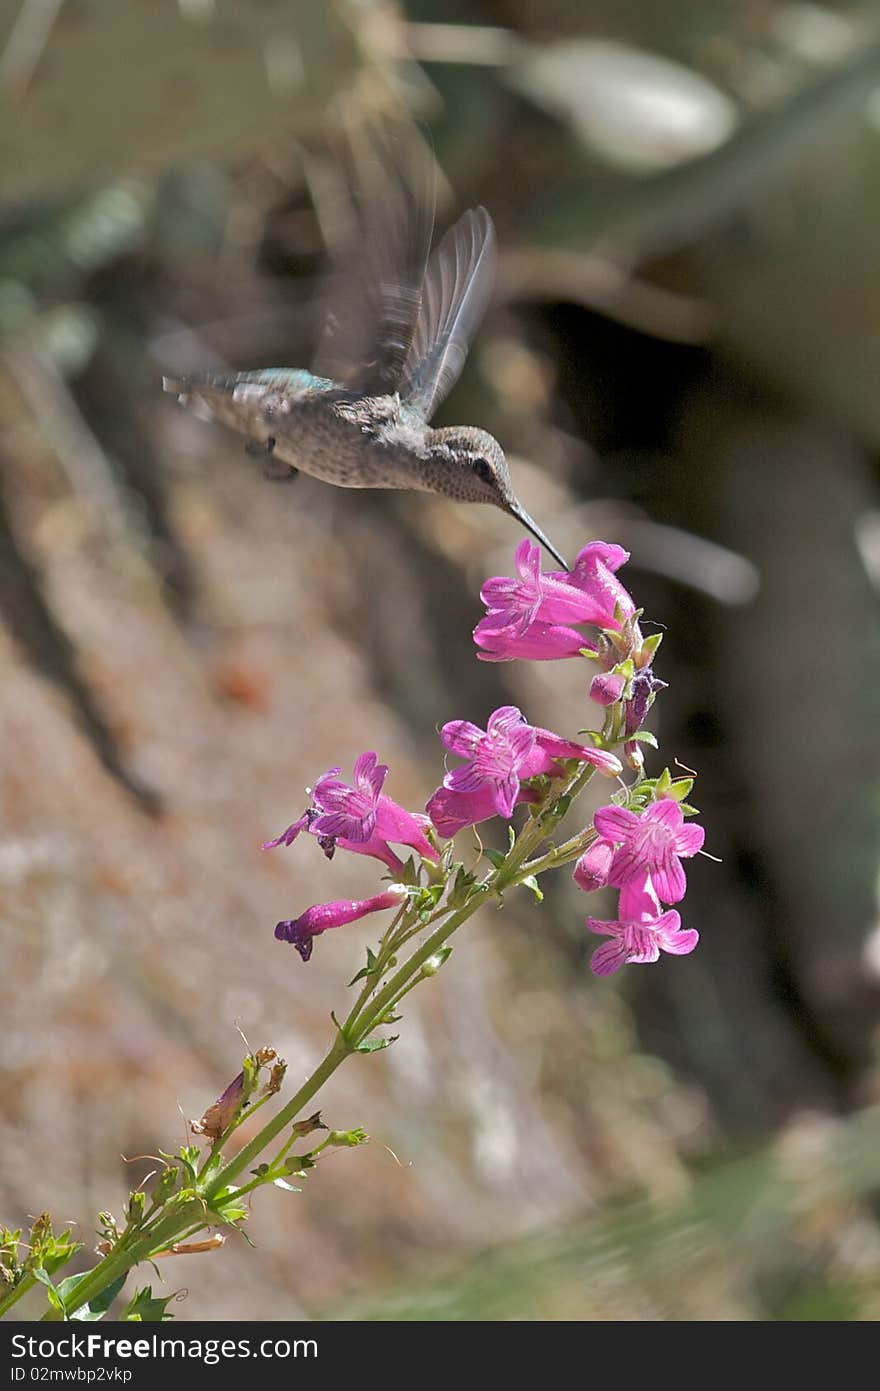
[427,707,621,838]
[474,618,591,663]
[426,782,541,839]
[587,872,699,976]
[569,541,635,628]
[523,728,622,780]
[474,539,635,663]
[440,705,538,817]
[594,799,705,904]
[263,752,437,873]
[573,837,615,893]
[310,752,387,842]
[275,887,407,962]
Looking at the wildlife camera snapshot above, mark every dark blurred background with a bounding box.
[1,0,879,1321]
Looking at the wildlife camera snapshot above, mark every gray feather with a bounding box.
[312,123,435,396]
[402,206,497,422]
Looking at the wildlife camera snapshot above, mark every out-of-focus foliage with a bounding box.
[1,0,879,1321]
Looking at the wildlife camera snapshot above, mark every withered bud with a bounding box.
[192,1071,246,1141]
[263,1058,287,1095]
[254,1046,277,1067]
[291,1111,327,1138]
[154,1234,226,1258]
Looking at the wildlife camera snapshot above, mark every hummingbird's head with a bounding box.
[427,426,569,570]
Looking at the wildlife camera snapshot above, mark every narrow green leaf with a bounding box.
[519,875,544,903]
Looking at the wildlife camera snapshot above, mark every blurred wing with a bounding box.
[401,206,497,422]
[311,123,436,396]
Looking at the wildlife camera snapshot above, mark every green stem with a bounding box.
[0,1273,37,1319]
[55,761,614,1321]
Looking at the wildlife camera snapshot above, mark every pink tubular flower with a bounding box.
[573,836,616,893]
[275,887,407,962]
[427,707,621,838]
[426,782,541,839]
[474,617,591,663]
[587,872,698,976]
[523,728,622,780]
[594,799,705,904]
[263,752,437,873]
[474,539,635,663]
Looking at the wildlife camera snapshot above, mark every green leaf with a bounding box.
[64,1273,127,1321]
[484,847,506,869]
[519,875,544,903]
[628,730,659,748]
[33,1267,64,1316]
[355,1035,398,1054]
[121,1286,176,1322]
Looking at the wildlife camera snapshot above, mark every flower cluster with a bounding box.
[575,800,702,975]
[265,536,705,978]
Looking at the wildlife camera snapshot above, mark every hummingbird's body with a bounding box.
[163,129,568,568]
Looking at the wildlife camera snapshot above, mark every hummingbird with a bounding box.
[162,126,568,569]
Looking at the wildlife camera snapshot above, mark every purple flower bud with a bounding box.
[573,837,615,893]
[275,887,407,963]
[590,671,627,706]
[624,667,667,736]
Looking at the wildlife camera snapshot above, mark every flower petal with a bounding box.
[440,719,485,757]
[594,805,640,842]
[642,799,684,831]
[590,939,630,976]
[673,821,706,857]
[651,855,687,904]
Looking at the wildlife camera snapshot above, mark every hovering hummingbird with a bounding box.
[162,126,568,569]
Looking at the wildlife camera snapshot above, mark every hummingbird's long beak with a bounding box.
[506,499,569,571]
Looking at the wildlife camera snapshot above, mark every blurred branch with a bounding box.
[0,0,63,97]
[499,247,716,345]
[533,40,880,260]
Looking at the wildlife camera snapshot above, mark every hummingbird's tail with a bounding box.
[505,499,569,571]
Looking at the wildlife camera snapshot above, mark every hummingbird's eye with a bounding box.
[473,459,494,484]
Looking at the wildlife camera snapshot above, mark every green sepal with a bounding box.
[449,863,477,907]
[283,1154,316,1175]
[484,847,506,869]
[348,946,380,987]
[655,767,673,796]
[667,777,694,801]
[401,855,424,886]
[639,632,663,661]
[678,802,701,817]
